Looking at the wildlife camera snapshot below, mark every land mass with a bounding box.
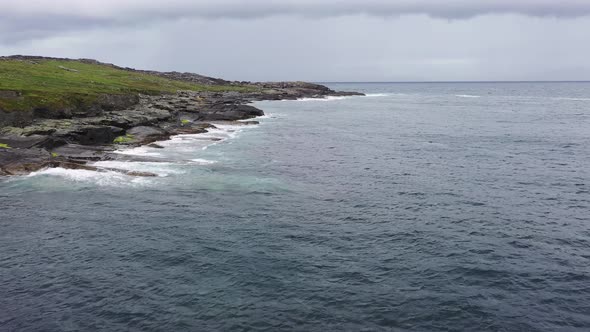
[0,56,363,176]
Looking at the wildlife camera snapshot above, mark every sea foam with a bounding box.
[27,167,154,186]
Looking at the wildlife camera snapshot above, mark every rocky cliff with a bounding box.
[0,56,363,176]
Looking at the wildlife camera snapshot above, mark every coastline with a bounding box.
[0,61,364,177]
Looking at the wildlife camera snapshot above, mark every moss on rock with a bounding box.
[113,134,135,144]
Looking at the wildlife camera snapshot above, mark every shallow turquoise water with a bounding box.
[1,82,590,331]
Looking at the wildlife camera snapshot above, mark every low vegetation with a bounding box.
[0,58,255,112]
[113,134,135,144]
[0,143,11,149]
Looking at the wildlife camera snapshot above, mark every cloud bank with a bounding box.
[4,0,590,20]
[2,0,590,43]
[1,1,589,82]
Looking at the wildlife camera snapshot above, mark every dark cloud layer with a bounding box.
[2,0,590,43]
[1,1,589,81]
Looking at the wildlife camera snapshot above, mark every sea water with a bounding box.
[1,82,589,331]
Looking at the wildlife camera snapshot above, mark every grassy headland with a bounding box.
[0,58,255,112]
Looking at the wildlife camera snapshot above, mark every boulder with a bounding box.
[50,144,112,161]
[124,126,170,145]
[168,127,208,135]
[95,94,140,112]
[106,107,172,128]
[59,125,125,145]
[160,121,214,136]
[0,109,34,127]
[0,148,52,175]
[0,134,53,149]
[197,104,264,121]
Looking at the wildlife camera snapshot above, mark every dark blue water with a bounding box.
[1,82,589,331]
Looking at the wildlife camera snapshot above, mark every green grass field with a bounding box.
[0,58,255,112]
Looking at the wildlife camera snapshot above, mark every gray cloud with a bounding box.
[2,0,590,43]
[1,1,590,82]
[2,14,589,82]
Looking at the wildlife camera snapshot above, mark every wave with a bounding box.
[92,161,187,176]
[190,158,217,165]
[297,94,391,102]
[114,146,164,157]
[27,167,155,187]
[22,107,269,187]
[114,122,251,157]
[297,96,351,102]
[455,94,481,98]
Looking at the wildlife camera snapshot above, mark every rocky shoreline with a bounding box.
[0,61,363,176]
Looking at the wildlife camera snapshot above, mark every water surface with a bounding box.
[1,82,589,331]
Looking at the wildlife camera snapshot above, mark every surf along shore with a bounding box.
[0,56,363,177]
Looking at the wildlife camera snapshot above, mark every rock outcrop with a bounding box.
[0,57,364,177]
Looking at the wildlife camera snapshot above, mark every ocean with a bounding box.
[1,82,589,331]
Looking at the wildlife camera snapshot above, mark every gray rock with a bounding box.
[57,125,125,145]
[0,60,365,176]
[0,148,51,175]
[107,107,172,128]
[96,94,140,112]
[58,65,79,72]
[125,126,170,145]
[51,144,113,161]
[0,109,34,127]
[0,134,60,149]
[196,104,264,121]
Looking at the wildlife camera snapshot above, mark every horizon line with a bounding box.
[315,80,590,84]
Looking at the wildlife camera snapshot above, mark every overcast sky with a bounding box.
[2,0,590,81]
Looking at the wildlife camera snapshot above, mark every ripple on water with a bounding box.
[2,83,590,331]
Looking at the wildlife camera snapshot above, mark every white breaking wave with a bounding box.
[298,93,396,101]
[253,113,283,120]
[297,96,348,102]
[114,146,164,157]
[326,96,351,100]
[114,124,245,157]
[455,94,481,98]
[27,167,154,186]
[92,161,186,176]
[190,158,218,165]
[24,109,267,186]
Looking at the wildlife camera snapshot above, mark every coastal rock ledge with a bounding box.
[0,56,364,176]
